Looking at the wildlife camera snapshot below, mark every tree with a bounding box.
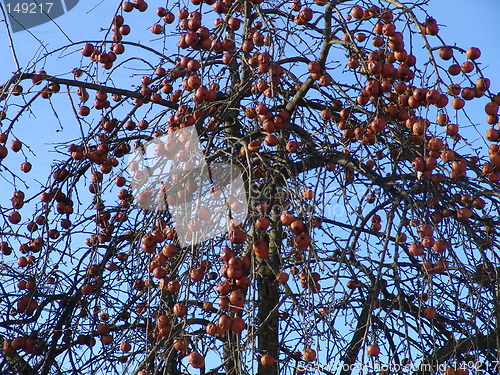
[1,0,499,374]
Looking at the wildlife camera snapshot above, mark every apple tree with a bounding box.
[1,0,500,374]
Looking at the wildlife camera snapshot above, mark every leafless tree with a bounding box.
[1,1,500,375]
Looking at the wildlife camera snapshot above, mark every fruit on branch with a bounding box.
[78,106,90,116]
[151,24,163,34]
[302,348,316,362]
[187,352,205,368]
[423,306,436,319]
[10,85,23,95]
[276,272,289,283]
[366,344,380,357]
[260,354,275,366]
[253,239,269,259]
[1,0,500,373]
[438,47,453,60]
[409,242,423,256]
[231,316,246,334]
[423,17,439,35]
[351,6,363,20]
[255,217,270,231]
[466,47,481,60]
[81,43,95,57]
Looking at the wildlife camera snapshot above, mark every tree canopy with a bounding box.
[1,1,500,375]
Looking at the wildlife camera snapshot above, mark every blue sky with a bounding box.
[0,1,499,372]
[429,0,500,70]
[0,0,498,195]
[1,1,499,79]
[1,0,499,211]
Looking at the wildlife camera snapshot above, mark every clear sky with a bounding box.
[0,0,499,194]
[1,1,498,82]
[0,1,499,372]
[428,0,500,73]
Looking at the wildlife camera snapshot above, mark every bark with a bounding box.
[223,331,238,375]
[257,272,280,375]
[0,335,33,374]
[339,303,371,375]
[256,206,282,375]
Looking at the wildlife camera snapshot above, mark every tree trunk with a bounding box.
[257,205,281,375]
[257,273,280,375]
